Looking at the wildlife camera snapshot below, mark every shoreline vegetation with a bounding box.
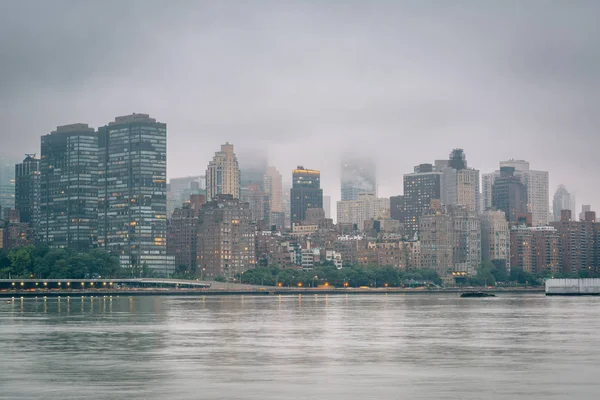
[3,245,598,290]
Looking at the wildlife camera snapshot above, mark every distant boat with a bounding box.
[460,291,496,298]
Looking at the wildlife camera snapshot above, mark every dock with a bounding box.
[545,279,600,296]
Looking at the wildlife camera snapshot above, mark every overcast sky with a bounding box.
[1,0,599,211]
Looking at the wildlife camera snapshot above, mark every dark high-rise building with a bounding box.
[340,155,377,201]
[15,154,40,226]
[197,194,256,279]
[290,166,323,222]
[401,164,442,237]
[492,166,528,223]
[390,195,405,221]
[40,124,98,250]
[98,114,173,275]
[167,199,203,272]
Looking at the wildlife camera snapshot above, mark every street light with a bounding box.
[312,275,318,288]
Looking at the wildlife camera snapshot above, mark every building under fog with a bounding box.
[340,155,376,201]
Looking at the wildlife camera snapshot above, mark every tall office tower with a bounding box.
[322,196,331,219]
[0,157,16,215]
[451,206,481,276]
[419,203,454,276]
[282,183,291,228]
[264,166,283,227]
[240,182,270,224]
[340,155,377,201]
[440,150,480,214]
[15,154,40,226]
[552,185,576,222]
[456,168,480,213]
[550,211,599,274]
[481,210,511,272]
[167,198,203,272]
[420,201,481,276]
[205,143,240,201]
[401,163,442,237]
[97,114,173,275]
[481,172,497,212]
[290,166,323,222]
[197,194,255,279]
[40,124,98,250]
[492,167,528,224]
[337,193,390,227]
[510,226,560,275]
[498,160,549,226]
[167,176,205,218]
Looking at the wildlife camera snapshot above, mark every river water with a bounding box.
[1,294,599,399]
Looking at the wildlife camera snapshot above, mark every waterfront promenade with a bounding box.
[0,280,544,298]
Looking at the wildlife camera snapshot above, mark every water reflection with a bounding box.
[1,294,600,400]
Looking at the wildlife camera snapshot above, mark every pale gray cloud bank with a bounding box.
[0,0,599,207]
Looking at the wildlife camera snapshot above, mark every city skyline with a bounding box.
[2,3,600,398]
[1,1,599,210]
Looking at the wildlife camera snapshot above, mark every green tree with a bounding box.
[8,246,34,278]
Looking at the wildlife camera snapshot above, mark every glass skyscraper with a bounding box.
[40,124,99,250]
[98,114,173,275]
[290,166,323,222]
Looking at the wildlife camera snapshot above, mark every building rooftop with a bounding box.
[109,113,157,125]
[52,123,95,134]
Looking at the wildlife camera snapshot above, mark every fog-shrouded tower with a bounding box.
[238,148,268,188]
[40,124,98,250]
[341,155,376,201]
[291,166,323,222]
[552,185,576,222]
[206,143,240,201]
[264,166,284,228]
[97,113,172,275]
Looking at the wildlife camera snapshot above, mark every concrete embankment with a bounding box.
[0,287,544,298]
[545,279,600,296]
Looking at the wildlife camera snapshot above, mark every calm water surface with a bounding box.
[1,294,599,399]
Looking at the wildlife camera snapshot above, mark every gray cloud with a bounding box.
[0,0,599,209]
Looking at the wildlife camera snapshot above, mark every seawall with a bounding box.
[0,287,544,298]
